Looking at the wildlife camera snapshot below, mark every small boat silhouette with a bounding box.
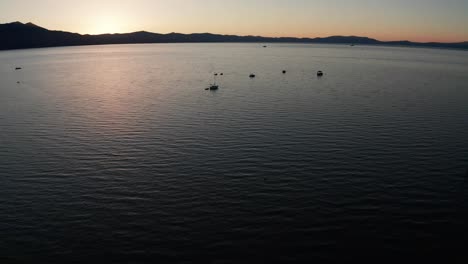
[317,71,324,77]
[282,70,287,74]
[208,84,219,90]
[249,74,256,78]
[207,74,219,90]
[15,67,22,70]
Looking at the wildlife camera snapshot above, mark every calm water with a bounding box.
[1,43,467,262]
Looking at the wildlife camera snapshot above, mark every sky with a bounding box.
[1,0,467,42]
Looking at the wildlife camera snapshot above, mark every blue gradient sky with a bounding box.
[1,0,467,42]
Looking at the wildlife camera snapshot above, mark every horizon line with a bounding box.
[5,21,468,45]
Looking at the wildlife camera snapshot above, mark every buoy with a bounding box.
[282,70,286,74]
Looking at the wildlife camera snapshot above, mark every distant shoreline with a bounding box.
[2,42,468,53]
[1,22,467,51]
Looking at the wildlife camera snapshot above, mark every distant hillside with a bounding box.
[1,22,467,51]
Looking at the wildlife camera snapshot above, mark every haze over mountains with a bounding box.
[1,22,467,51]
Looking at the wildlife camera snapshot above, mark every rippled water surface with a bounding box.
[1,44,467,262]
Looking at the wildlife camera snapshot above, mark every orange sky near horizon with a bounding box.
[1,0,467,43]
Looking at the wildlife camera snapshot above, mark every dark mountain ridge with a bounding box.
[1,22,467,51]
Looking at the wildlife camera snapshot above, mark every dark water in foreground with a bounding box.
[0,44,467,262]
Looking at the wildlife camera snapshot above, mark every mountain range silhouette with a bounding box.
[1,22,467,50]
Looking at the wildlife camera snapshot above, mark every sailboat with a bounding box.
[207,73,219,90]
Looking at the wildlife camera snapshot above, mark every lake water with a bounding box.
[0,43,467,262]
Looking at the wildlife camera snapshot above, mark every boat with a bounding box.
[206,74,219,90]
[249,74,256,78]
[15,67,22,70]
[282,70,287,74]
[208,84,219,90]
[317,71,324,77]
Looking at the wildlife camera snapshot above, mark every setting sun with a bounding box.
[88,15,126,34]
